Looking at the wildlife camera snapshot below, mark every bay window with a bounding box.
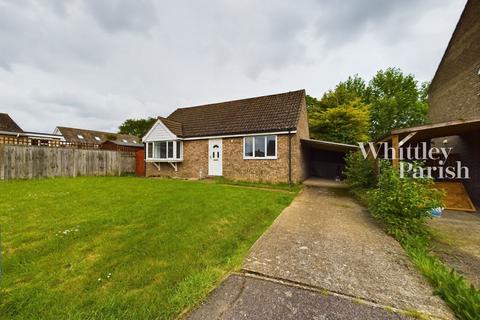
[146,140,183,161]
[244,135,277,159]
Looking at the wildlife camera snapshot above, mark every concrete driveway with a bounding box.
[188,182,453,319]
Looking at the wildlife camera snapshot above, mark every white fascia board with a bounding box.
[142,119,178,142]
[182,130,297,141]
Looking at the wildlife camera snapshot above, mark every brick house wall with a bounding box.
[146,100,310,183]
[146,139,208,179]
[426,1,480,205]
[146,134,304,183]
[428,0,480,123]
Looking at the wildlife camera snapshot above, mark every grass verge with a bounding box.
[210,177,302,193]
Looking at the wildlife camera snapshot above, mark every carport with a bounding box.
[301,138,358,180]
[381,118,480,211]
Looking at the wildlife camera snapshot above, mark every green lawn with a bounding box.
[0,177,296,319]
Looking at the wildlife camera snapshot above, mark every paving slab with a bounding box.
[242,187,453,319]
[188,274,410,320]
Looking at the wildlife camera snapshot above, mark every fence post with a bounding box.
[73,148,76,177]
[0,144,4,180]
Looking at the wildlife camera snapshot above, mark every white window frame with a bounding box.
[243,135,277,160]
[146,140,183,162]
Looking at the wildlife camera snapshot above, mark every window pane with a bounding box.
[244,137,253,157]
[147,142,153,158]
[154,142,160,158]
[160,141,167,158]
[254,136,265,157]
[267,135,276,157]
[176,141,181,159]
[167,141,173,158]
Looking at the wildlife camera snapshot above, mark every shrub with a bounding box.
[344,151,376,190]
[353,160,478,319]
[367,161,443,237]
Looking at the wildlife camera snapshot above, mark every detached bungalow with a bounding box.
[142,90,310,183]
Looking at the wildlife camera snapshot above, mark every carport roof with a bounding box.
[301,138,358,153]
[380,118,480,142]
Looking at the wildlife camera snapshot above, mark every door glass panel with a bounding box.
[254,136,265,157]
[213,145,219,160]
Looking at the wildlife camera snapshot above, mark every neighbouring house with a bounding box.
[142,90,310,183]
[100,140,144,152]
[381,0,480,209]
[54,126,140,148]
[427,0,480,207]
[0,113,25,144]
[0,113,64,146]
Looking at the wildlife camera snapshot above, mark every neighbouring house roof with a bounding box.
[55,126,139,145]
[379,118,480,142]
[102,140,144,148]
[161,90,306,138]
[0,113,23,133]
[429,0,478,95]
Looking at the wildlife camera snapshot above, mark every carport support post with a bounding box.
[392,134,399,169]
[367,144,379,176]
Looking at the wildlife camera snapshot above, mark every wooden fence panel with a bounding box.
[0,145,135,180]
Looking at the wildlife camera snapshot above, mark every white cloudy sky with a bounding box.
[0,0,466,133]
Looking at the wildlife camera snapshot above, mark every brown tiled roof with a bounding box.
[55,126,139,145]
[0,113,23,133]
[166,90,305,138]
[158,117,183,137]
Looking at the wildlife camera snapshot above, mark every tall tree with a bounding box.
[317,75,367,110]
[309,98,370,144]
[118,117,157,138]
[305,94,321,111]
[366,68,429,140]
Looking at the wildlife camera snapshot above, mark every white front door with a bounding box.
[208,138,223,176]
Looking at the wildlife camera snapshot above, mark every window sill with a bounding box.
[243,156,278,160]
[146,159,183,162]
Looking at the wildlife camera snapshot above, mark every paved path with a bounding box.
[188,185,453,319]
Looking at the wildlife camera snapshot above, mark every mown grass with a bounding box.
[211,177,303,193]
[0,177,296,319]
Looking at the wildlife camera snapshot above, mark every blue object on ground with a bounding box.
[430,207,444,217]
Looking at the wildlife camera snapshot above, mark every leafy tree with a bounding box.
[317,75,367,110]
[308,68,429,142]
[305,94,321,111]
[118,117,157,138]
[366,68,429,140]
[308,98,371,144]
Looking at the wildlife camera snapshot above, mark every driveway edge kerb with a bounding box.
[236,271,444,320]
